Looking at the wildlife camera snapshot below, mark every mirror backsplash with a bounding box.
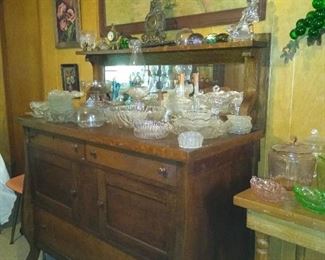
[104,64,223,93]
[105,0,247,26]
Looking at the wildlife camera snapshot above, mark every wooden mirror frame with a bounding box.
[99,0,267,37]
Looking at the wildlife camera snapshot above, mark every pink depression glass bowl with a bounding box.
[250,176,287,203]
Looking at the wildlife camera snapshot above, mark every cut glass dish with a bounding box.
[178,131,204,149]
[133,120,169,140]
[293,185,325,214]
[250,176,288,203]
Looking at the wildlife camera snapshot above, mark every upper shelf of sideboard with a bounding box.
[76,33,270,66]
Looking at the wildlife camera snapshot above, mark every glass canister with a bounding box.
[303,129,325,190]
[316,154,325,191]
[268,141,316,190]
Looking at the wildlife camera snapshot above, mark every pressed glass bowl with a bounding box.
[172,117,228,139]
[250,176,288,203]
[108,105,147,128]
[178,131,204,149]
[293,185,325,214]
[133,120,169,139]
[227,115,252,134]
[30,101,49,118]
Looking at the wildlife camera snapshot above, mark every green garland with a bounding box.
[281,0,325,62]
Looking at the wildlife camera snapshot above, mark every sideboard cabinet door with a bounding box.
[97,168,176,260]
[29,147,79,222]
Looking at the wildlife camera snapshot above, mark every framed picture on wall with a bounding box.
[54,0,81,48]
[61,64,80,91]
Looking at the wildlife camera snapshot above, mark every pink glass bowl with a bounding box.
[250,176,288,203]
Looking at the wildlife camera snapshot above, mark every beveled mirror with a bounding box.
[99,0,266,36]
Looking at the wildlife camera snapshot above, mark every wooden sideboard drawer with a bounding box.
[35,208,134,260]
[29,131,85,160]
[86,145,178,186]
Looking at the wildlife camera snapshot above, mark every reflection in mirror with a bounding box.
[99,0,266,35]
[105,0,248,26]
[104,64,223,96]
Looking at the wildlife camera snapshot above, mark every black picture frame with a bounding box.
[60,64,80,91]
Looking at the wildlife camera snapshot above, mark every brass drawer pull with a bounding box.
[97,200,104,208]
[89,150,97,159]
[70,189,77,197]
[40,224,47,230]
[73,144,79,153]
[157,167,168,178]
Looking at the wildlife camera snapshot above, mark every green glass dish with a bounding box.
[293,185,325,214]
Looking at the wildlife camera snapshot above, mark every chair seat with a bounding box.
[6,174,24,194]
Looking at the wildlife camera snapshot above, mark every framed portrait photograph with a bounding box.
[61,64,80,91]
[54,0,81,48]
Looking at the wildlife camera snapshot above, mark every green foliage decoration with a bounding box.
[281,0,325,62]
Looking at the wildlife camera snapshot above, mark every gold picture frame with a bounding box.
[54,0,81,48]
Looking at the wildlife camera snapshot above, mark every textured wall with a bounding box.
[0,0,44,173]
[0,24,10,164]
[38,0,95,94]
[256,0,325,176]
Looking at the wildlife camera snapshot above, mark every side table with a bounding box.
[234,189,325,260]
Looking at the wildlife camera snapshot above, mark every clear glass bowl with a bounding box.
[293,185,325,214]
[30,101,49,118]
[227,115,252,135]
[76,106,105,128]
[107,104,166,128]
[133,120,169,139]
[250,176,288,203]
[178,131,204,149]
[108,105,148,128]
[172,116,228,139]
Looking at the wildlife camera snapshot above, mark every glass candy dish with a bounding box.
[76,106,105,128]
[293,185,325,214]
[30,101,49,118]
[227,115,252,134]
[250,176,288,203]
[172,114,228,139]
[133,120,170,140]
[178,131,204,149]
[201,89,244,116]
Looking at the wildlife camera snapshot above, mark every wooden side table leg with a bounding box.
[26,246,40,260]
[295,246,306,260]
[255,232,269,260]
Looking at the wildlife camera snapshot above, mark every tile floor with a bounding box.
[0,223,31,260]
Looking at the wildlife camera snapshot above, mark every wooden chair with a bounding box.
[5,174,24,244]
